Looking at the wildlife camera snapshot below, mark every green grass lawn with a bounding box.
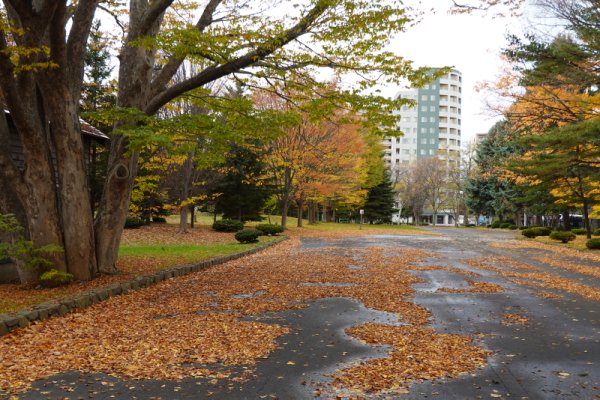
[118,237,278,269]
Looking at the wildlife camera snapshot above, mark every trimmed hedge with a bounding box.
[490,221,502,229]
[508,225,518,230]
[212,219,244,232]
[522,226,552,238]
[593,229,600,237]
[255,224,284,236]
[572,228,587,235]
[549,231,576,243]
[586,238,600,250]
[499,222,511,229]
[124,217,145,229]
[152,216,167,223]
[39,269,74,288]
[235,229,262,243]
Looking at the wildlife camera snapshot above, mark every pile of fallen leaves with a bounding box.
[502,313,529,326]
[462,256,600,303]
[333,324,489,394]
[0,234,492,396]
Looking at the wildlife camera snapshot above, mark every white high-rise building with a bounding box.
[385,69,463,226]
[383,69,462,168]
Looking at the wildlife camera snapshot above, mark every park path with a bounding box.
[8,228,600,399]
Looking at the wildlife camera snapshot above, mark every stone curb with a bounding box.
[0,236,287,337]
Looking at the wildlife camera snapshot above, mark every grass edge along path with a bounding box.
[0,236,287,337]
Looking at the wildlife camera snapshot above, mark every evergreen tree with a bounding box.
[213,142,272,222]
[362,172,397,224]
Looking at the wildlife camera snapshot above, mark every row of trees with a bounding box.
[128,85,392,231]
[465,0,600,237]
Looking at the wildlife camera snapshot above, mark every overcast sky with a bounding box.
[384,3,527,141]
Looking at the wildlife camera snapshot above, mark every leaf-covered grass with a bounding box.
[532,235,590,251]
[0,232,278,315]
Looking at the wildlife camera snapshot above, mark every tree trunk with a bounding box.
[44,85,97,280]
[297,197,304,227]
[562,210,571,231]
[281,195,289,230]
[190,206,195,229]
[179,206,188,233]
[582,200,591,239]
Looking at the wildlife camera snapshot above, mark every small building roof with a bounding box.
[3,109,109,141]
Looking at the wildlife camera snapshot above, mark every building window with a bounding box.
[430,138,435,144]
[429,149,435,155]
[402,138,409,144]
[420,149,426,155]
[430,106,436,112]
[402,149,409,154]
[421,105,427,112]
[437,215,445,224]
[421,138,427,144]
[430,117,435,122]
[421,127,426,133]
[421,117,427,122]
[429,127,435,133]
[421,95,428,101]
[430,95,436,101]
[396,148,400,154]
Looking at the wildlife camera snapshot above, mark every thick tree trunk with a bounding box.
[44,84,96,280]
[94,150,138,274]
[94,3,159,273]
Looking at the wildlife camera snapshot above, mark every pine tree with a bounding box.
[362,172,397,224]
[213,142,272,222]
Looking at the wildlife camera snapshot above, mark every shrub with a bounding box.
[550,231,576,243]
[212,219,244,232]
[594,229,600,237]
[152,216,167,224]
[490,221,501,229]
[572,228,587,235]
[534,227,552,236]
[586,238,600,249]
[39,269,74,288]
[508,225,518,230]
[0,213,63,279]
[255,224,284,236]
[125,217,145,229]
[465,224,476,228]
[519,226,528,230]
[235,229,261,243]
[499,222,511,229]
[522,228,538,238]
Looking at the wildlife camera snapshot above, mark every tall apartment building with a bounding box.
[385,69,463,225]
[383,69,462,168]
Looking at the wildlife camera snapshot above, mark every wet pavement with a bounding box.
[15,228,600,399]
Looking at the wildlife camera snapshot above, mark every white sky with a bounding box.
[383,3,528,141]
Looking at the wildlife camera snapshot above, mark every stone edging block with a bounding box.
[0,236,286,337]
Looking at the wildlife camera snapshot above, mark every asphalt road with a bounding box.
[16,228,600,400]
